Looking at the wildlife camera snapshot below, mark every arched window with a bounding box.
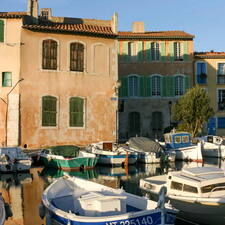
[42,39,58,70]
[69,97,84,127]
[128,75,139,97]
[70,42,84,72]
[175,76,184,96]
[42,96,57,126]
[151,42,160,61]
[152,75,161,96]
[129,112,140,136]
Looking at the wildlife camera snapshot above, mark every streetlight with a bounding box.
[0,78,24,146]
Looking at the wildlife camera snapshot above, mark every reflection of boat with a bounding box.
[39,145,98,170]
[140,167,225,225]
[128,137,176,164]
[41,176,178,225]
[0,147,31,172]
[86,142,138,166]
[160,132,202,162]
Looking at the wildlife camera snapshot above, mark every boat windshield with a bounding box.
[182,135,189,143]
[201,182,225,193]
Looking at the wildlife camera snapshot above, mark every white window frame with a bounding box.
[128,74,139,97]
[174,42,183,61]
[151,74,162,97]
[174,74,185,96]
[151,42,160,61]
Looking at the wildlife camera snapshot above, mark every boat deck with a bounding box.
[144,175,167,185]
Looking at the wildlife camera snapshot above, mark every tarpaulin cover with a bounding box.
[48,145,80,158]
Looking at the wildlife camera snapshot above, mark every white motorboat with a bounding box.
[128,137,176,164]
[86,142,138,166]
[40,175,178,225]
[140,166,225,225]
[197,135,225,158]
[160,131,202,162]
[0,147,31,172]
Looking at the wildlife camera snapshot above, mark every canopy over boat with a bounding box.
[128,137,164,153]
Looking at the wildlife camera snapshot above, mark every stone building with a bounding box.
[118,22,194,140]
[0,0,118,148]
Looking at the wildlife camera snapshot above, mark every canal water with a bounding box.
[1,157,223,225]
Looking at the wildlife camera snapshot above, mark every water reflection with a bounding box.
[0,158,224,225]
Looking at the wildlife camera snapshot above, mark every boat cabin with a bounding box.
[167,167,225,198]
[164,132,191,149]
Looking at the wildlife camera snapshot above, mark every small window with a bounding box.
[171,181,183,190]
[182,135,189,143]
[151,42,160,61]
[0,20,4,42]
[42,39,58,70]
[152,76,161,96]
[218,89,225,111]
[175,76,184,96]
[69,97,84,127]
[201,182,225,193]
[128,76,139,97]
[42,96,57,126]
[70,42,84,72]
[183,184,198,193]
[174,42,183,61]
[217,63,225,84]
[174,136,181,143]
[2,72,12,87]
[196,62,207,84]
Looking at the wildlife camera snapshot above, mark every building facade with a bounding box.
[0,0,118,148]
[195,52,225,136]
[118,22,194,141]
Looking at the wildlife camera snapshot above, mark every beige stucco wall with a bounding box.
[0,18,22,146]
[20,29,118,148]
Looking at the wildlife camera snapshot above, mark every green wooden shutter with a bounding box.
[183,41,189,61]
[146,76,152,97]
[168,76,175,97]
[184,75,190,93]
[139,76,145,97]
[169,42,174,62]
[122,41,129,62]
[42,96,57,126]
[0,20,4,42]
[160,42,166,62]
[137,41,143,62]
[162,76,167,97]
[2,72,12,87]
[70,97,84,127]
[119,76,128,97]
[146,42,151,62]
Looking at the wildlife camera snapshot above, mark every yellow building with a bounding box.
[0,0,118,148]
[195,52,225,136]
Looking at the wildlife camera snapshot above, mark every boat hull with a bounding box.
[0,159,31,172]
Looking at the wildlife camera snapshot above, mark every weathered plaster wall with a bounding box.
[20,30,118,148]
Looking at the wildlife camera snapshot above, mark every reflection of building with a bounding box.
[0,0,118,148]
[195,52,225,136]
[118,22,194,140]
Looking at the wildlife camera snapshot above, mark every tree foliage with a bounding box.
[172,86,214,137]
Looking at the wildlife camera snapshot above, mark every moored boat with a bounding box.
[40,175,178,225]
[140,166,225,225]
[39,146,98,171]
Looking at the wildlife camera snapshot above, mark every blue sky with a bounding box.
[1,0,224,52]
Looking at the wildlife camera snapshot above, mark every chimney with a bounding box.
[132,22,145,33]
[111,12,118,34]
[40,8,52,21]
[27,0,39,18]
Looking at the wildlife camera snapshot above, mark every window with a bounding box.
[152,76,161,96]
[182,135,189,143]
[2,72,12,87]
[183,184,198,193]
[201,182,225,193]
[218,117,225,128]
[128,76,139,97]
[218,89,225,111]
[42,39,58,70]
[42,96,57,126]
[70,42,84,72]
[174,136,181,143]
[196,62,207,84]
[217,63,225,84]
[171,181,183,190]
[151,42,160,61]
[174,42,183,61]
[0,20,4,42]
[129,112,140,136]
[175,76,184,96]
[69,97,84,127]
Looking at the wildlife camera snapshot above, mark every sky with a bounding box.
[1,0,225,52]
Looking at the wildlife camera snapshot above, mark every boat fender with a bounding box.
[4,202,13,219]
[157,186,167,209]
[39,203,46,219]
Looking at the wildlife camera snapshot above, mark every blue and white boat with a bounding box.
[87,142,138,166]
[40,175,178,225]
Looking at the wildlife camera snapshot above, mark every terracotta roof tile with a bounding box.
[118,31,194,39]
[0,12,26,18]
[195,52,225,59]
[23,22,117,38]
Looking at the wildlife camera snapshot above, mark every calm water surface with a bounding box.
[1,157,224,225]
